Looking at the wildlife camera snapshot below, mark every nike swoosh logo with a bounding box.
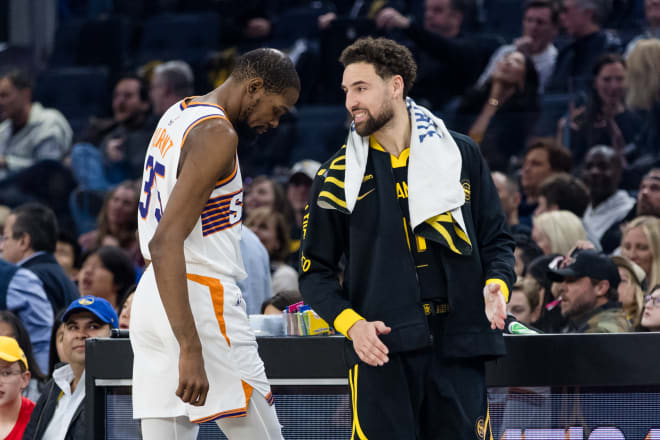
[357,189,375,200]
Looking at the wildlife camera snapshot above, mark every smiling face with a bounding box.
[595,62,626,108]
[492,51,527,89]
[621,227,654,278]
[342,62,397,137]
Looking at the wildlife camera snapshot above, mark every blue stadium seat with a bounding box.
[290,106,348,164]
[534,93,572,137]
[136,13,221,65]
[33,67,111,136]
[269,5,330,50]
[77,17,132,73]
[482,0,523,42]
[49,19,85,67]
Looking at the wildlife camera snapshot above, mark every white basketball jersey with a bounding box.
[138,98,247,280]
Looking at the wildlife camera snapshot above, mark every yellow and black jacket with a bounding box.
[299,131,515,358]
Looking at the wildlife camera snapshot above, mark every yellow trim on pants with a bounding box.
[349,365,368,440]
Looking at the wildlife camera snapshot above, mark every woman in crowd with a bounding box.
[77,246,135,310]
[118,286,136,330]
[640,284,660,331]
[526,254,566,333]
[78,181,142,267]
[245,207,299,295]
[625,39,660,176]
[532,210,587,256]
[507,277,544,326]
[0,311,47,401]
[612,256,647,328]
[559,54,642,166]
[620,216,660,290]
[260,290,303,315]
[244,176,291,219]
[455,50,540,172]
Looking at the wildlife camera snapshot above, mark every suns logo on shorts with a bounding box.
[475,417,486,439]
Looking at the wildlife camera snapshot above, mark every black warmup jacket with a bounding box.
[299,131,515,359]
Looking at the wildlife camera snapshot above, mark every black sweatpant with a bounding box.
[347,317,493,440]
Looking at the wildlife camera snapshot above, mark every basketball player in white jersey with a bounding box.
[130,48,299,439]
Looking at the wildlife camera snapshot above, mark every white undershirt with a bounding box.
[41,365,86,440]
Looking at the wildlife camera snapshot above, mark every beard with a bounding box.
[235,100,259,142]
[354,103,394,137]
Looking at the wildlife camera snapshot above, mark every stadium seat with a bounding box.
[269,5,330,50]
[534,93,572,137]
[49,19,85,67]
[136,13,221,65]
[290,106,348,164]
[482,0,523,42]
[33,67,111,136]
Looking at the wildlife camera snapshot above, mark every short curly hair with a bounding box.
[339,37,417,97]
[232,48,301,95]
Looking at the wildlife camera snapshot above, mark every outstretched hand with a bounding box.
[484,283,506,330]
[347,320,392,367]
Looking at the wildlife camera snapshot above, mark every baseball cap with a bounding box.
[0,336,28,370]
[548,249,621,289]
[612,256,647,291]
[62,295,119,329]
[289,160,321,182]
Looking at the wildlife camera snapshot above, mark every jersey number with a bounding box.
[139,155,166,221]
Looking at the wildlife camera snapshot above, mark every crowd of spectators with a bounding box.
[0,0,659,435]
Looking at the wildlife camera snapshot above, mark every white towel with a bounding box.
[344,97,467,232]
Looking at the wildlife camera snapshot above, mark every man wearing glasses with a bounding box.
[0,336,34,439]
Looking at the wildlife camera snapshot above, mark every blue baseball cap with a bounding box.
[62,296,119,329]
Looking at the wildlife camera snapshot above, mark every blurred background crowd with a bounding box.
[0,0,659,430]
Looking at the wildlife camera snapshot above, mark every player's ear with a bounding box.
[247,78,265,97]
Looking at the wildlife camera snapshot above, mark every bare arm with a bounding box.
[148,118,237,406]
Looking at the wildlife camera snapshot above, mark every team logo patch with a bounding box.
[475,416,486,439]
[461,179,471,202]
[79,297,94,305]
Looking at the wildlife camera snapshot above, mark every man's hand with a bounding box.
[347,319,391,366]
[484,283,506,330]
[176,346,209,406]
[375,7,411,30]
[105,137,125,163]
[513,36,534,54]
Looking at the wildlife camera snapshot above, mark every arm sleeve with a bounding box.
[298,174,363,337]
[6,268,54,372]
[466,137,516,301]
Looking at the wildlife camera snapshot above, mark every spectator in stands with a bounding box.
[0,203,79,313]
[0,336,35,440]
[582,146,635,253]
[534,172,590,217]
[47,310,66,377]
[532,210,587,255]
[288,160,321,231]
[559,54,643,165]
[78,181,141,267]
[70,74,155,190]
[245,207,299,295]
[117,287,135,330]
[612,256,647,328]
[625,39,660,178]
[640,284,660,331]
[492,172,528,235]
[244,175,291,219]
[508,277,544,325]
[77,246,135,310]
[149,60,194,117]
[455,50,540,171]
[545,0,621,94]
[55,232,81,282]
[620,216,660,289]
[237,227,272,316]
[24,296,117,440]
[636,168,660,217]
[624,0,660,56]
[519,139,573,218]
[513,233,544,277]
[0,312,47,401]
[477,0,560,93]
[376,0,497,110]
[549,249,632,332]
[261,290,303,315]
[0,69,72,180]
[0,257,52,373]
[527,253,567,332]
